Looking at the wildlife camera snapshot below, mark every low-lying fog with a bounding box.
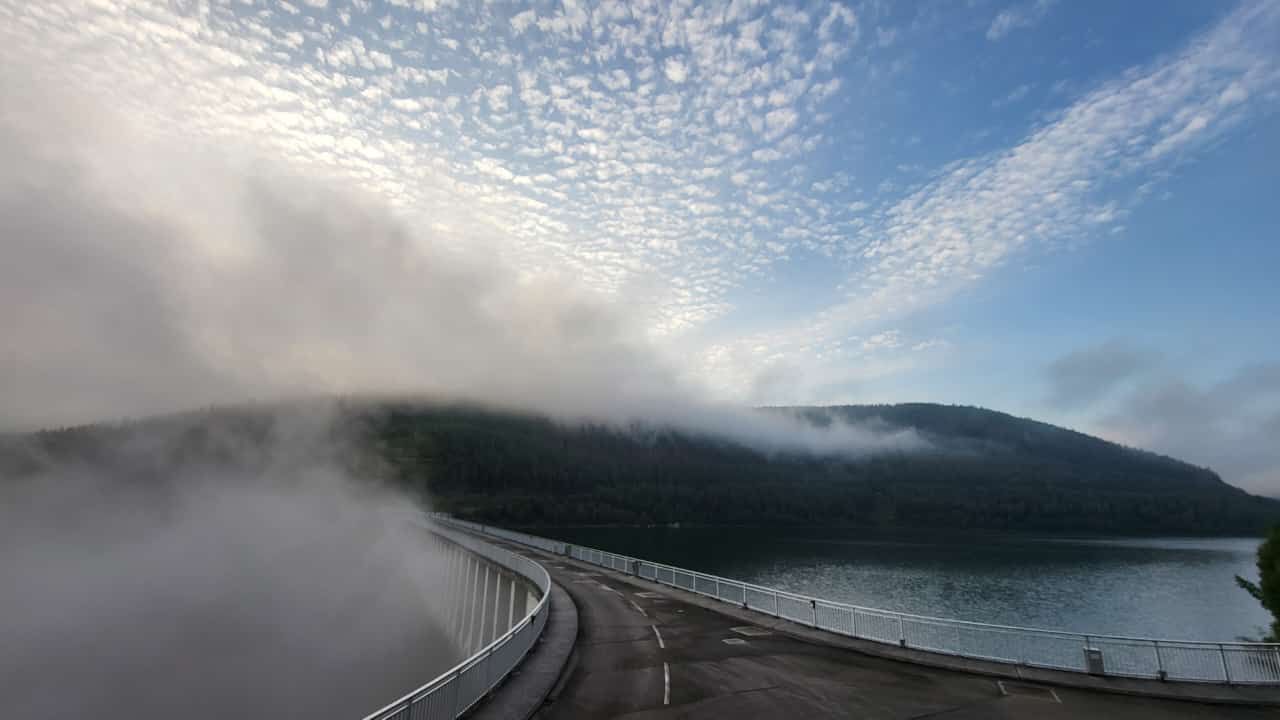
[0,409,460,719]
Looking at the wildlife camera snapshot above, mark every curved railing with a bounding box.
[361,520,551,720]
[444,517,1280,686]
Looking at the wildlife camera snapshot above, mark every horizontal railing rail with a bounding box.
[361,519,551,720]
[440,516,1280,686]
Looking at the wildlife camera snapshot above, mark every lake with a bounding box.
[532,526,1269,642]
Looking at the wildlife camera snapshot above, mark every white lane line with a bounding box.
[652,624,665,649]
[663,662,670,706]
[629,600,649,617]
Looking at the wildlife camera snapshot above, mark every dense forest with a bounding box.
[5,400,1275,535]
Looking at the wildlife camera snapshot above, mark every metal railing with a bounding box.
[442,517,1280,686]
[361,520,551,720]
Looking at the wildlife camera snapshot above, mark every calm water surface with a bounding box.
[535,526,1268,641]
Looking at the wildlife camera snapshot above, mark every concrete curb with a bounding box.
[469,580,579,720]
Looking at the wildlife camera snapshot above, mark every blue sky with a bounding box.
[2,0,1279,492]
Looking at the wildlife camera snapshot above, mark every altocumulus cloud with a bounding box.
[0,69,921,456]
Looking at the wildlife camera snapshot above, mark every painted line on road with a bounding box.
[652,624,665,649]
[663,661,670,706]
[630,599,649,617]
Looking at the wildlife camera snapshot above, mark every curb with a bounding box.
[469,578,579,720]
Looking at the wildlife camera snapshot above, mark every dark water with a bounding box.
[536,526,1268,641]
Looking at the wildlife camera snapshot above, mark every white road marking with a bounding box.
[652,624,665,649]
[663,661,670,706]
[629,600,649,617]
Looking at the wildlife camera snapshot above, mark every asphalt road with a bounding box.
[524,550,1277,720]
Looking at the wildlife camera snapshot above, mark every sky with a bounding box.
[1,0,1278,493]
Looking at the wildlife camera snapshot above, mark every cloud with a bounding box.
[987,0,1056,41]
[1045,340,1158,409]
[0,73,921,460]
[509,9,537,34]
[1098,364,1280,496]
[1040,341,1280,495]
[0,0,885,359]
[818,3,858,42]
[663,56,689,84]
[4,0,1278,459]
[702,0,1280,399]
[484,83,512,112]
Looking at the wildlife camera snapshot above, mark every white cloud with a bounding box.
[510,9,537,34]
[752,147,783,162]
[663,56,689,84]
[764,107,797,139]
[987,0,1055,41]
[10,0,1273,418]
[862,330,902,351]
[818,3,857,41]
[699,0,1280,399]
[600,68,630,91]
[484,84,512,113]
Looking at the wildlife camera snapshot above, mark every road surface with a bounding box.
[507,545,1276,719]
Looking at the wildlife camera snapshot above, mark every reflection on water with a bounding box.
[536,526,1268,641]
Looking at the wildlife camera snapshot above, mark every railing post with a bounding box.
[773,589,779,617]
[1154,641,1166,681]
[1083,635,1106,676]
[452,669,464,717]
[898,613,906,647]
[715,577,720,599]
[1220,644,1232,684]
[508,576,517,630]
[811,599,817,628]
[479,565,491,648]
[492,572,503,640]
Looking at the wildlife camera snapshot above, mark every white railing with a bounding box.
[442,517,1280,686]
[361,521,551,720]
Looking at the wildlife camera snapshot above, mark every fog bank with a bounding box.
[0,406,460,719]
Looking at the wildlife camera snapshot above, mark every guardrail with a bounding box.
[441,517,1280,686]
[361,521,551,720]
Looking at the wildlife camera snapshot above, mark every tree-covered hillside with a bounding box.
[4,401,1277,535]
[370,403,1276,533]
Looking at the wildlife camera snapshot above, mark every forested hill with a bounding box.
[372,402,1273,533]
[781,404,1229,493]
[3,401,1277,535]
